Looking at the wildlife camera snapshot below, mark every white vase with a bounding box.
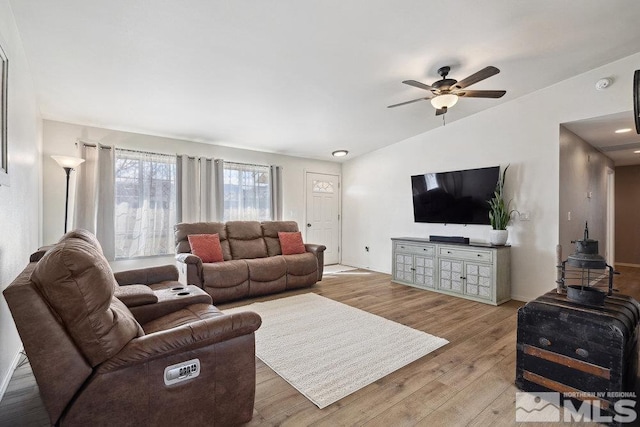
[489,229,508,246]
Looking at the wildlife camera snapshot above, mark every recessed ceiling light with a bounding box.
[332,150,348,157]
[615,128,632,133]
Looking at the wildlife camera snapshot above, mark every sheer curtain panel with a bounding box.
[219,161,271,221]
[74,143,116,259]
[114,149,177,258]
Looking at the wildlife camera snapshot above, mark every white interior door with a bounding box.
[305,172,340,265]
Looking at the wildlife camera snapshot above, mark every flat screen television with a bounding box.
[411,166,500,225]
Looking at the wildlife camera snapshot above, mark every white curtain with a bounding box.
[177,156,215,223]
[214,159,224,220]
[218,160,272,221]
[177,155,199,223]
[270,165,283,220]
[200,158,215,221]
[114,149,176,258]
[74,143,116,259]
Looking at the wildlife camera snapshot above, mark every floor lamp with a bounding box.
[51,155,85,234]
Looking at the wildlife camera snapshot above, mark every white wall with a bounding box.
[0,1,42,398]
[558,126,614,261]
[42,120,341,269]
[341,52,639,302]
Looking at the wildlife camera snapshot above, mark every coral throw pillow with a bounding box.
[188,234,224,263]
[278,231,306,255]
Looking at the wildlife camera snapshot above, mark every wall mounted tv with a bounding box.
[411,166,500,225]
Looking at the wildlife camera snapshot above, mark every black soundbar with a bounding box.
[429,235,470,244]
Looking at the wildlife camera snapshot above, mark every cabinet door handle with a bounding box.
[477,254,482,257]
[400,246,405,249]
[447,251,451,254]
[410,268,416,271]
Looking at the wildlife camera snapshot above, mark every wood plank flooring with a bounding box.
[1,266,639,426]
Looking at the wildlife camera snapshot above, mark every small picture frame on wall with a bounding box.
[0,40,8,186]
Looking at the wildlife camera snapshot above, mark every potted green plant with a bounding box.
[488,164,515,245]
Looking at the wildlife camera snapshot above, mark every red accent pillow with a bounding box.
[278,231,306,255]
[188,234,224,263]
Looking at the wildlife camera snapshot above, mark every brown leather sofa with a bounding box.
[175,221,326,303]
[3,230,262,426]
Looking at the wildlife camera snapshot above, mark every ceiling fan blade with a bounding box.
[387,97,431,108]
[435,107,447,116]
[454,89,506,98]
[452,66,500,90]
[403,80,437,92]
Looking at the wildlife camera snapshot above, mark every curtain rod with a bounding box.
[178,155,214,161]
[220,160,271,168]
[76,142,113,150]
[74,144,277,167]
[117,147,175,157]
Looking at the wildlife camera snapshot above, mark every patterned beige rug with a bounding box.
[224,293,448,408]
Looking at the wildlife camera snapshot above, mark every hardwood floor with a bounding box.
[1,266,638,426]
[0,355,49,426]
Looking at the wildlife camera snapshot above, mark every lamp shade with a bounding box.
[430,94,459,109]
[51,155,85,169]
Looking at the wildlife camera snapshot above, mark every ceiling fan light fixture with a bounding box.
[430,94,459,110]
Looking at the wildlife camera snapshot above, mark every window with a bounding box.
[312,179,335,193]
[114,149,177,258]
[222,162,271,221]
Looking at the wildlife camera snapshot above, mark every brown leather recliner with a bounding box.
[3,231,261,426]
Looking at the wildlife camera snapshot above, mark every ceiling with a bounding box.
[9,0,640,161]
[563,112,640,166]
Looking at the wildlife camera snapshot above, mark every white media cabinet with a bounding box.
[391,237,511,305]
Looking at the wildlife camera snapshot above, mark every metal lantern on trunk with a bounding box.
[556,222,616,306]
[518,224,639,421]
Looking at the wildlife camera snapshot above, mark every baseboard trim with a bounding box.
[615,263,640,268]
[510,293,534,303]
[0,348,23,402]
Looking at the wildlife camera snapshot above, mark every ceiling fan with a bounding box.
[388,66,506,116]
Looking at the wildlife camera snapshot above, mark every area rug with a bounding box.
[224,293,448,408]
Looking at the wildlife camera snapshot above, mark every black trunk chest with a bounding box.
[516,290,640,419]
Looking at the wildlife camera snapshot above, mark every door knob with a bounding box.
[307,223,312,227]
